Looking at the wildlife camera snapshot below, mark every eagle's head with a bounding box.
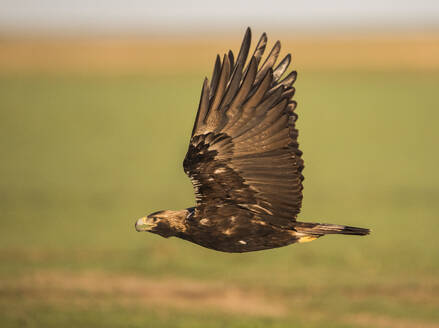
[135,209,187,238]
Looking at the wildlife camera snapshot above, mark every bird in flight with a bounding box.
[135,28,369,253]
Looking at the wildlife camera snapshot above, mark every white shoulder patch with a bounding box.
[200,218,209,225]
[214,167,226,174]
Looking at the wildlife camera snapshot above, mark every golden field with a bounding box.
[1,33,439,73]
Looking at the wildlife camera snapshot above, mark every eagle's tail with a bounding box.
[294,222,370,242]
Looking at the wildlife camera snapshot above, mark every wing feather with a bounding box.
[235,28,252,69]
[191,78,210,137]
[273,54,291,81]
[251,33,268,65]
[243,68,273,109]
[209,55,221,99]
[255,41,281,83]
[279,70,297,87]
[229,57,258,109]
[228,50,234,70]
[221,58,244,110]
[210,54,231,113]
[184,28,303,228]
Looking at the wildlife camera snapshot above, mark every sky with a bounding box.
[1,0,439,35]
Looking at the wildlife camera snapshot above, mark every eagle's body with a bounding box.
[145,208,303,253]
[135,28,369,253]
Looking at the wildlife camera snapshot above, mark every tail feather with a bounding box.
[294,222,370,236]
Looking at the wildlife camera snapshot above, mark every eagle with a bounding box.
[135,28,369,253]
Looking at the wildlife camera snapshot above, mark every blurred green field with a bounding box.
[1,68,439,327]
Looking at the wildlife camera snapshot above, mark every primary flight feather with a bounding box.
[135,28,369,253]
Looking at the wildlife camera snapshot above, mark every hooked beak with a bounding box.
[135,217,155,232]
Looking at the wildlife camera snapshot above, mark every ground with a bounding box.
[0,35,439,327]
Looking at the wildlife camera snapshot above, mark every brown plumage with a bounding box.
[135,28,369,253]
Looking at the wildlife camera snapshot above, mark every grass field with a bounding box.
[1,36,439,327]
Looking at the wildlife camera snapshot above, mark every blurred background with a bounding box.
[1,1,439,327]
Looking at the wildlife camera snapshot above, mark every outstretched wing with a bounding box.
[183,28,303,229]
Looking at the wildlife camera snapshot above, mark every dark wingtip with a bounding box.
[228,50,234,68]
[243,27,252,45]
